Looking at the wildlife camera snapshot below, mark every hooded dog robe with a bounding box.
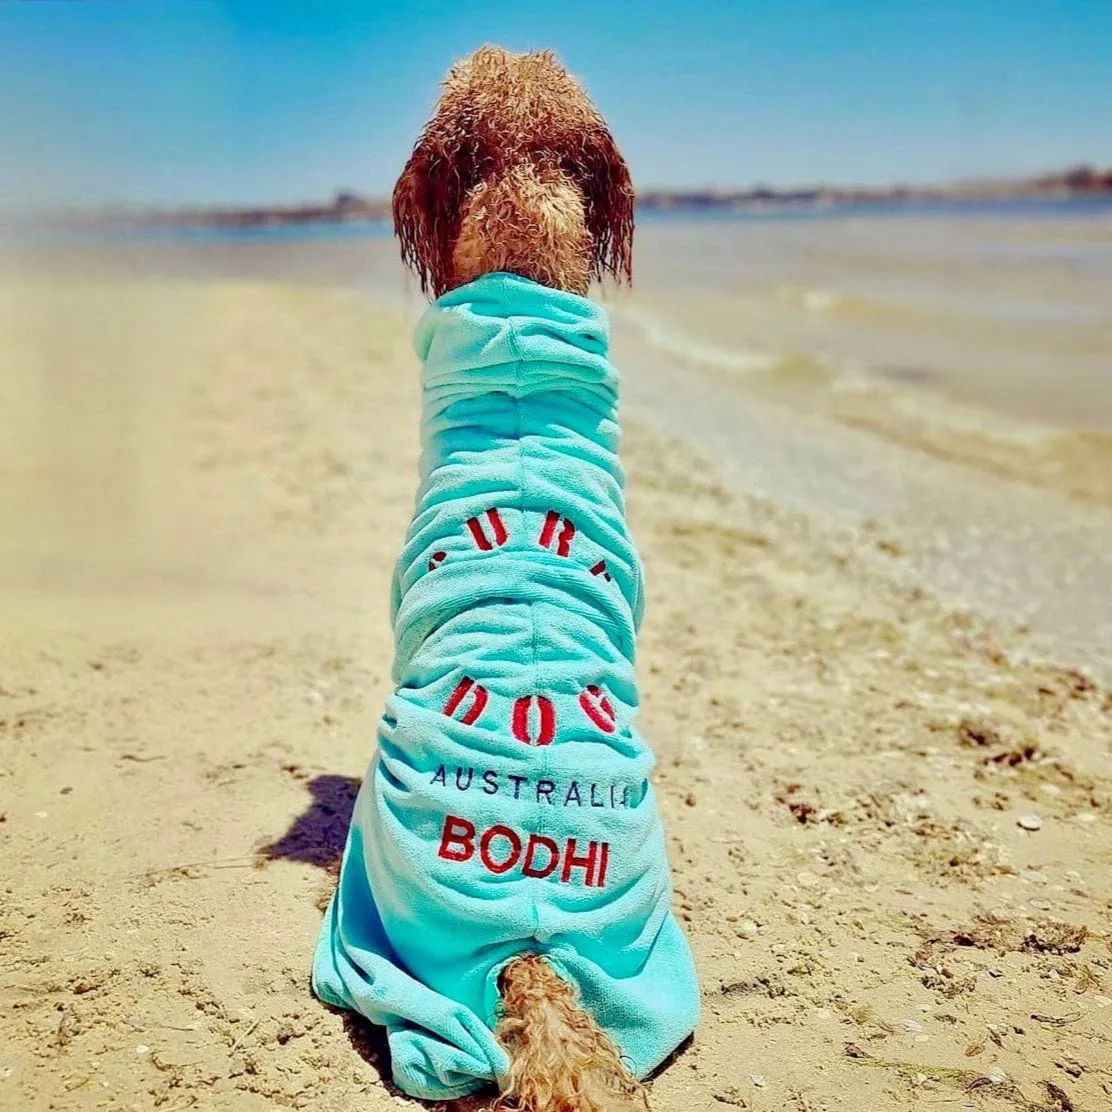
[312,272,700,1100]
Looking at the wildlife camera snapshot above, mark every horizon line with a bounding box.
[5,163,1111,219]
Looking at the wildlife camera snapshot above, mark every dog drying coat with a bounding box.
[312,272,700,1100]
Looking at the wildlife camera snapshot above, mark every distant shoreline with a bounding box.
[12,166,1112,230]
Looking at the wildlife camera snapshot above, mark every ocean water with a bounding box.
[607,201,1112,512]
[4,199,1111,503]
[624,200,1112,427]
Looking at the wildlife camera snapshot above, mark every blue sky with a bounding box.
[1,0,1109,208]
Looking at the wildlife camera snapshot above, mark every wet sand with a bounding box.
[615,317,1112,681]
[1,254,1111,1110]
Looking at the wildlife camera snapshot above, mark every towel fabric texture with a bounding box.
[312,272,700,1100]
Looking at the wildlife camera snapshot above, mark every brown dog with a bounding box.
[392,46,649,1112]
[393,45,634,299]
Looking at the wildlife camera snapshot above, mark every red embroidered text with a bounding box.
[443,677,489,726]
[436,814,610,887]
[538,511,576,557]
[466,508,508,551]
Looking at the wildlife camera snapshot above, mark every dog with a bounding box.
[311,47,699,1112]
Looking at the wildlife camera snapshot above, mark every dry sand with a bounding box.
[1,280,1110,1112]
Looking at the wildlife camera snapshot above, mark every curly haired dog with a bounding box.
[311,46,698,1112]
[393,45,633,299]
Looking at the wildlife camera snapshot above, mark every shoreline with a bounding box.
[8,167,1112,232]
[614,313,1112,683]
[5,226,1109,677]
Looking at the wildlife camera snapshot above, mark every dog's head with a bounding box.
[393,45,634,298]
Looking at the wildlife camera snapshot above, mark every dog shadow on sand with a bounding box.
[262,772,360,874]
[260,774,508,1106]
[260,776,393,1087]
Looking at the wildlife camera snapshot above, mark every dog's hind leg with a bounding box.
[494,955,649,1112]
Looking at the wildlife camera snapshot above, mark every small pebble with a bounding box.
[1017,813,1042,831]
[737,921,759,938]
[902,1019,924,1033]
[750,1075,765,1089]
[1020,870,1048,884]
[987,1067,1007,1084]
[1076,812,1096,823]
[796,871,819,887]
[135,1045,149,1055]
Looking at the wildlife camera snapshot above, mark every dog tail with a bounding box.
[495,954,650,1112]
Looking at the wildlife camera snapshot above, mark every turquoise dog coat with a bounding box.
[312,272,699,1100]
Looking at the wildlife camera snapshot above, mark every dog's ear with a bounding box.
[393,139,448,297]
[393,120,481,297]
[568,125,635,287]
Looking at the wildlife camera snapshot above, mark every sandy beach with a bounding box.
[2,261,1111,1112]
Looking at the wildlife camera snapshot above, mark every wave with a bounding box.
[829,389,1112,508]
[798,367,1112,508]
[611,299,1112,509]
[773,283,843,314]
[609,305,779,373]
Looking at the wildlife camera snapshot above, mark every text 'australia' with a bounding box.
[430,765,640,809]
